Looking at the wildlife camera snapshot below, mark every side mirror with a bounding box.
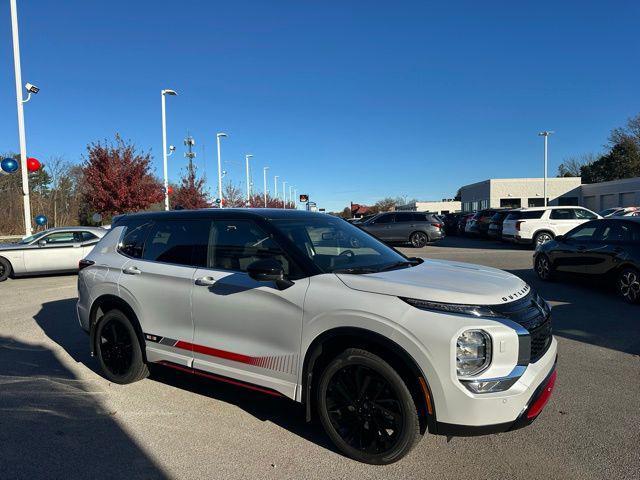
[247,258,293,289]
[37,239,47,247]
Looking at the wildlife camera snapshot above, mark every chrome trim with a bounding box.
[460,364,528,394]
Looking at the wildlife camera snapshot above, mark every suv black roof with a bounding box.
[112,208,328,225]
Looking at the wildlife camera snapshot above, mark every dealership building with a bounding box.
[459,177,582,212]
[396,199,462,214]
[579,176,640,212]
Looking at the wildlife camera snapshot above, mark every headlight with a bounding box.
[457,329,492,377]
[400,297,501,318]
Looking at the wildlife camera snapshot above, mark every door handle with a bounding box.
[194,276,216,286]
[122,266,141,275]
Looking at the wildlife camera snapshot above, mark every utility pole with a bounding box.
[538,131,554,206]
[184,134,196,178]
[282,180,287,209]
[274,175,279,200]
[216,133,227,206]
[245,154,253,206]
[263,166,269,207]
[10,0,32,235]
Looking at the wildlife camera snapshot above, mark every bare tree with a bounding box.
[557,153,598,177]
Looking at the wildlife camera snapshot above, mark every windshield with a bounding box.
[18,230,49,245]
[272,217,412,274]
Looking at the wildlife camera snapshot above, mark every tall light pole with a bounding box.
[10,0,33,236]
[161,89,177,211]
[274,175,279,200]
[289,185,294,207]
[245,154,253,206]
[294,188,298,210]
[216,133,227,206]
[538,131,554,206]
[282,180,287,209]
[263,167,269,207]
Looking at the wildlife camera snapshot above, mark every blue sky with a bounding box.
[1,0,638,212]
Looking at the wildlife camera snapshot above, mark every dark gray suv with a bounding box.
[358,211,445,247]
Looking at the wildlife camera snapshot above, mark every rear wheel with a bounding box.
[316,348,421,465]
[95,309,149,384]
[0,257,11,282]
[534,231,554,247]
[410,232,428,248]
[617,267,640,304]
[535,254,554,281]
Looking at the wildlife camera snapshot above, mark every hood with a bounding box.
[336,259,529,305]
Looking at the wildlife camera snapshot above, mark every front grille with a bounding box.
[491,291,552,364]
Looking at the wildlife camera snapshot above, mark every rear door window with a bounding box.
[143,219,211,267]
[374,213,394,224]
[550,209,575,220]
[395,212,414,223]
[574,209,598,220]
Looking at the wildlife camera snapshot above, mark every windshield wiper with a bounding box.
[333,267,380,274]
[377,260,421,272]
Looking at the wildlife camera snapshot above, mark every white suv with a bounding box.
[502,206,600,247]
[77,209,557,464]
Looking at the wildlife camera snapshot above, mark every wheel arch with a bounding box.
[533,229,555,241]
[89,294,147,362]
[0,255,14,279]
[301,326,436,434]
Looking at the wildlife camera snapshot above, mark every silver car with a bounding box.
[0,226,106,281]
[358,211,445,248]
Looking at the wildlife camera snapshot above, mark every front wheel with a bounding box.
[95,309,149,384]
[0,257,11,282]
[534,231,554,248]
[410,232,428,248]
[618,267,640,304]
[316,348,421,465]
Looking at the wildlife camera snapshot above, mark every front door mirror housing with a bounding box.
[246,258,293,290]
[37,239,47,247]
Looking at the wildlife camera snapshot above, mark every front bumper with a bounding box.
[434,358,557,436]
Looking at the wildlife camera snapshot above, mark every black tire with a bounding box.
[533,231,554,248]
[95,309,148,384]
[0,257,11,282]
[410,231,428,248]
[617,267,640,304]
[316,348,421,465]
[535,254,555,281]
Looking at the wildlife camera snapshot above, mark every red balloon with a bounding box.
[26,157,41,172]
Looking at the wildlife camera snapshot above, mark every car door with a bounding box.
[363,213,396,241]
[580,221,628,276]
[552,222,599,274]
[392,212,415,241]
[548,208,579,236]
[117,218,210,368]
[190,218,308,397]
[23,231,82,273]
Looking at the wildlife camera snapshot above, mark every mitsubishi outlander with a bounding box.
[77,209,557,464]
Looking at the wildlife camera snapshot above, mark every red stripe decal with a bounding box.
[175,340,255,365]
[158,361,283,397]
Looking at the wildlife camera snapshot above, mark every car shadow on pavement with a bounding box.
[509,268,640,356]
[0,335,168,480]
[427,236,532,250]
[34,298,339,456]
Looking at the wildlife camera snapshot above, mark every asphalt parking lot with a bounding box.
[1,236,638,480]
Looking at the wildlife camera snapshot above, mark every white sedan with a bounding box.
[0,227,106,281]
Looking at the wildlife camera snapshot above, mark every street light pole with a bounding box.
[263,167,269,207]
[538,131,554,207]
[161,89,177,211]
[282,181,287,209]
[245,154,253,206]
[294,188,298,210]
[274,175,279,199]
[289,185,294,207]
[10,0,32,236]
[216,133,227,206]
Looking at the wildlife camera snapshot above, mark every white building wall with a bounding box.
[579,177,640,211]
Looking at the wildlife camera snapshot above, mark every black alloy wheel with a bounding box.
[618,268,640,304]
[0,257,11,282]
[410,232,428,248]
[535,254,554,281]
[317,349,421,465]
[95,309,148,384]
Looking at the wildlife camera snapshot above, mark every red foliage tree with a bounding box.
[82,135,163,215]
[170,164,211,210]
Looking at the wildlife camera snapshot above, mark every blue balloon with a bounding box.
[0,158,19,174]
[35,215,47,226]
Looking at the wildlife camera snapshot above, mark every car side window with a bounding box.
[549,209,574,220]
[566,223,598,241]
[574,209,597,220]
[81,231,98,242]
[616,222,640,243]
[374,214,394,224]
[41,232,76,245]
[209,220,293,275]
[412,213,427,222]
[395,212,414,223]
[143,219,211,267]
[119,220,153,259]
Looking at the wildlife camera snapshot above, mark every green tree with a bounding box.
[580,138,640,183]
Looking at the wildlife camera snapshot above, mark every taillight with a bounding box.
[79,259,95,271]
[516,221,524,231]
[431,223,443,229]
